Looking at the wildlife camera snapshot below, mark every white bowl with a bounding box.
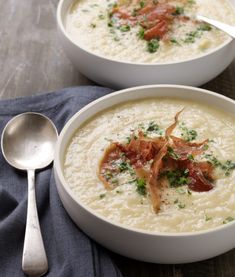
[54,85,235,264]
[57,0,235,88]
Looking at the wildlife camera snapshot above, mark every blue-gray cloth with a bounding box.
[0,86,123,277]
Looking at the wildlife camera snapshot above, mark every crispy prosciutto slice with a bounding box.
[98,110,215,213]
[116,131,166,167]
[149,143,168,211]
[170,136,209,160]
[110,1,177,40]
[98,143,121,189]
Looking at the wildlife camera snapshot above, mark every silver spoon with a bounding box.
[197,15,235,38]
[1,112,58,277]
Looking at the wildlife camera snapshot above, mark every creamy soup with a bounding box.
[65,0,235,63]
[64,99,235,233]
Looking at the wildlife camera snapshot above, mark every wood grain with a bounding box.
[0,1,235,276]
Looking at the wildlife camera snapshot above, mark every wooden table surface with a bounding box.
[1,1,235,276]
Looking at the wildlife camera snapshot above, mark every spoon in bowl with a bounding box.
[197,15,235,38]
[1,112,58,277]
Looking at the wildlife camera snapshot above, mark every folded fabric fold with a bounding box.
[0,86,122,277]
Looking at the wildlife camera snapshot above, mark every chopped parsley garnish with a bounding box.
[108,21,113,27]
[104,171,113,180]
[99,193,106,199]
[187,154,194,161]
[90,23,96,28]
[170,38,180,46]
[205,215,212,221]
[204,154,221,167]
[167,146,180,160]
[173,6,184,15]
[183,31,200,43]
[140,1,145,8]
[138,28,145,39]
[223,216,234,224]
[204,154,235,176]
[147,121,162,134]
[147,39,159,53]
[221,160,235,176]
[198,24,212,31]
[98,14,105,20]
[178,203,186,209]
[126,136,131,144]
[119,24,130,32]
[188,0,196,4]
[165,169,190,188]
[135,178,147,196]
[119,161,129,172]
[180,122,198,141]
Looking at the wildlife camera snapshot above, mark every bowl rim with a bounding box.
[57,0,234,66]
[54,84,235,238]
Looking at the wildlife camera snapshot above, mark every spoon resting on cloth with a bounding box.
[1,112,58,277]
[197,15,235,38]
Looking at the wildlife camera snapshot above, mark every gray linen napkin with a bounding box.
[0,86,123,277]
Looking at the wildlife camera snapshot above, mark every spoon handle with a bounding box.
[197,15,235,38]
[22,169,48,277]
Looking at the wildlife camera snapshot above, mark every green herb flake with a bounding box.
[98,14,105,20]
[153,0,158,4]
[99,193,106,199]
[119,24,130,32]
[187,154,194,161]
[147,39,160,53]
[104,171,113,180]
[165,169,190,188]
[147,121,162,134]
[178,203,186,209]
[221,160,235,176]
[167,147,180,160]
[138,28,145,39]
[198,24,212,31]
[170,38,180,45]
[174,199,179,204]
[184,31,200,43]
[223,216,234,224]
[135,178,147,196]
[188,0,196,5]
[90,23,96,28]
[118,161,129,172]
[180,122,198,141]
[173,6,184,15]
[140,1,145,8]
[205,215,212,221]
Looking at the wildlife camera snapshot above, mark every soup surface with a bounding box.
[64,98,235,233]
[65,0,235,63]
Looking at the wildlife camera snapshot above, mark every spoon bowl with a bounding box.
[1,112,58,277]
